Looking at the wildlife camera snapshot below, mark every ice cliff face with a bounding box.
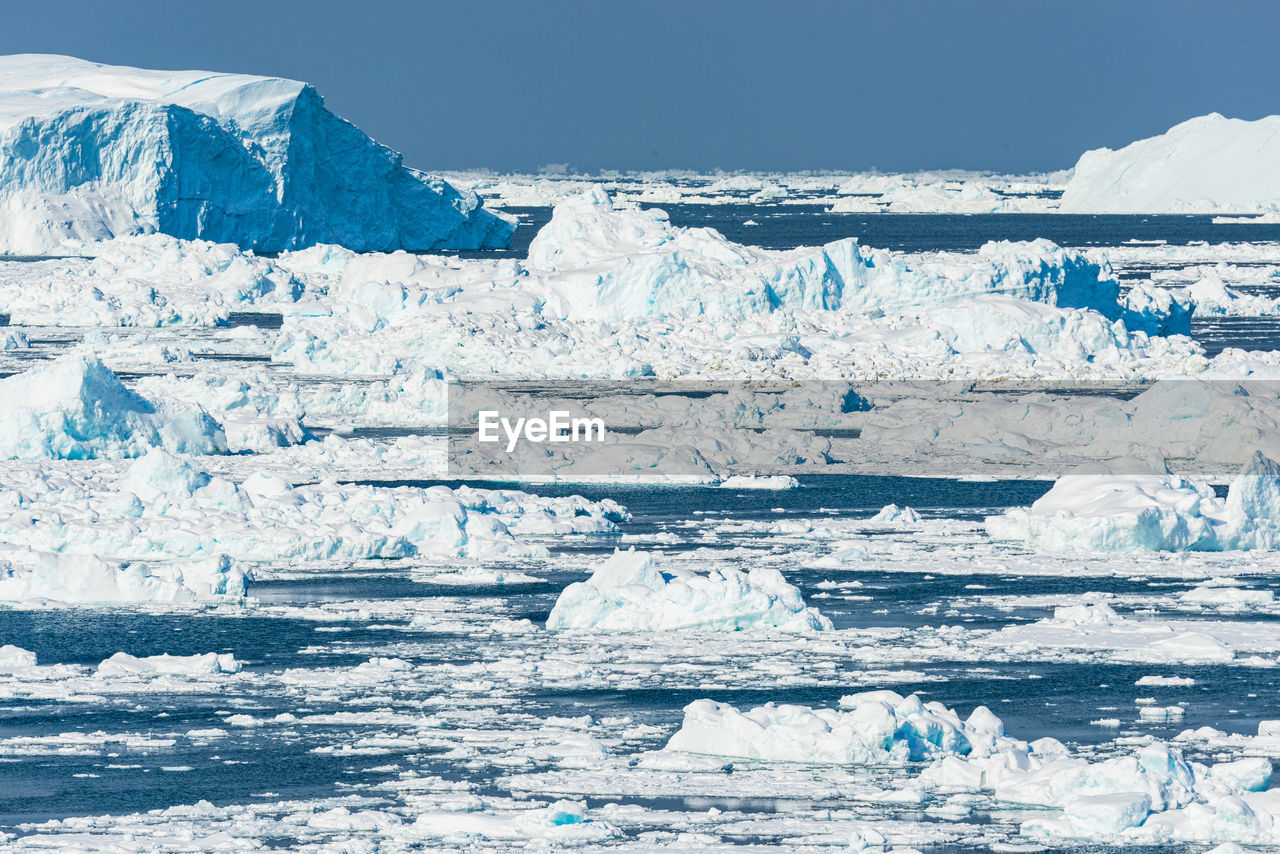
[0,54,514,253]
[1061,113,1280,214]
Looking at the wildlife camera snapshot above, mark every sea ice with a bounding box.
[662,690,1019,765]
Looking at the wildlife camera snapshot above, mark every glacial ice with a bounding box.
[546,548,831,631]
[1062,113,1280,214]
[986,452,1280,551]
[0,54,512,253]
[0,355,225,459]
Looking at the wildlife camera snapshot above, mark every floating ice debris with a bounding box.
[718,474,801,489]
[546,548,830,632]
[0,449,628,567]
[97,652,241,677]
[0,552,249,604]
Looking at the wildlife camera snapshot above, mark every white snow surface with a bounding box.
[0,54,512,254]
[546,548,830,632]
[1062,113,1280,214]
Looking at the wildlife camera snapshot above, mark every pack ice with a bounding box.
[1062,113,1280,214]
[546,548,831,631]
[275,187,1196,380]
[987,452,1280,551]
[0,54,513,253]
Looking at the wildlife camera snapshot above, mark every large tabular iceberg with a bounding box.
[0,54,513,253]
[546,548,830,631]
[1061,113,1280,214]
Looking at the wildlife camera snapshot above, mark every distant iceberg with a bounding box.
[0,54,513,253]
[1061,113,1280,214]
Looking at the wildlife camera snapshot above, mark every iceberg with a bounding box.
[0,355,225,459]
[986,452,1280,551]
[0,551,249,604]
[663,690,1017,765]
[96,651,241,677]
[546,548,830,632]
[1061,113,1280,214]
[0,54,513,254]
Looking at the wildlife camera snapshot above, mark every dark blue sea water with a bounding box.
[491,204,1280,255]
[4,476,1279,838]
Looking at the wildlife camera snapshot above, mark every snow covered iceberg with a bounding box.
[1061,113,1280,214]
[0,355,225,459]
[0,54,513,253]
[546,548,830,631]
[986,453,1280,551]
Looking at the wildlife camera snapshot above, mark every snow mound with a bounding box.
[546,548,830,632]
[986,452,1280,551]
[0,54,512,253]
[663,690,1019,764]
[1061,113,1280,214]
[0,355,225,459]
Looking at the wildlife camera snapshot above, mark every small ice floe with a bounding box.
[0,355,225,460]
[546,548,830,632]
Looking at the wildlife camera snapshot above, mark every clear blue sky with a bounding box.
[4,0,1276,173]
